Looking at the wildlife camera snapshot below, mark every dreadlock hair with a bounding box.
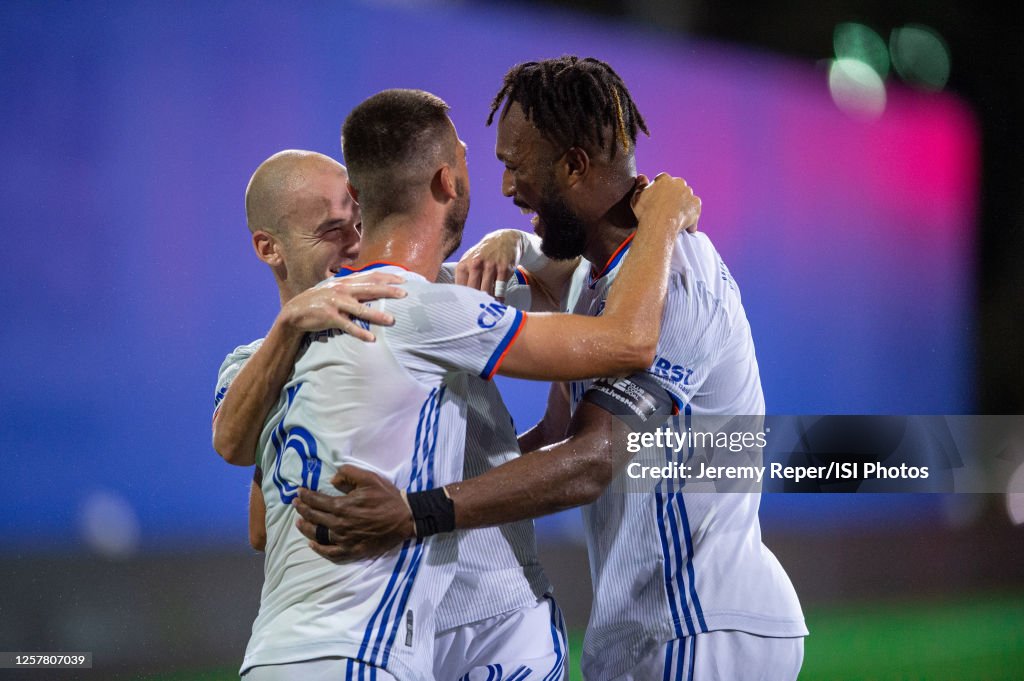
[486,56,649,160]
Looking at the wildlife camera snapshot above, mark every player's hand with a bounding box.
[455,229,522,298]
[293,464,415,562]
[632,173,701,235]
[279,272,407,342]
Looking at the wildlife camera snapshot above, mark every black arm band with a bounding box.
[582,372,675,431]
[406,487,455,538]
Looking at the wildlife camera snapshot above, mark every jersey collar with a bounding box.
[334,261,410,278]
[588,232,636,287]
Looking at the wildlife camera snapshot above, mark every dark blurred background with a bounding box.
[542,0,1023,414]
[0,1,1021,679]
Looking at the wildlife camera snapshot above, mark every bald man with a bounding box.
[213,151,407,546]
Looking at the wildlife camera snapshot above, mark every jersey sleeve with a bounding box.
[645,275,731,411]
[502,266,533,311]
[384,281,527,381]
[213,339,263,416]
[436,263,457,284]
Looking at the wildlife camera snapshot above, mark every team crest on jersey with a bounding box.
[477,301,508,329]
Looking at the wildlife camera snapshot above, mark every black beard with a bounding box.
[442,178,469,260]
[537,193,588,260]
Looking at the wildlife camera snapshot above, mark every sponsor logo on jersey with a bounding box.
[477,301,508,329]
[651,355,694,385]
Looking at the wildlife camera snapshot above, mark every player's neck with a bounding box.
[354,217,447,281]
[276,279,300,307]
[582,179,639,267]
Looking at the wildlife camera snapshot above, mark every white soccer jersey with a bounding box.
[214,267,548,639]
[564,232,807,680]
[222,263,527,681]
[433,265,550,631]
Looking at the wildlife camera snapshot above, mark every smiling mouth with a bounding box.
[511,199,542,233]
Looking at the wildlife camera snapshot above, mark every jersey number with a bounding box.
[270,384,323,504]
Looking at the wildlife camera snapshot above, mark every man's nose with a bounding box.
[501,168,515,197]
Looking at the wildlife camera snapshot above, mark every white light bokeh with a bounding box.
[829,58,887,120]
[1007,460,1024,525]
[79,490,141,558]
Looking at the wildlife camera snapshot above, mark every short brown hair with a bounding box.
[341,89,456,225]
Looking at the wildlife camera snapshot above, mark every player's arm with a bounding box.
[495,174,700,381]
[248,467,266,551]
[212,273,406,466]
[516,382,571,453]
[293,373,673,557]
[448,393,657,527]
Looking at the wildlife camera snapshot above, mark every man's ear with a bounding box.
[252,230,283,267]
[347,181,360,203]
[433,164,458,202]
[563,146,590,188]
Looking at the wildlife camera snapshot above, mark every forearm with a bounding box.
[517,383,570,452]
[517,421,551,454]
[599,217,677,360]
[446,432,612,529]
[601,174,699,356]
[213,319,304,465]
[248,472,267,551]
[498,311,658,380]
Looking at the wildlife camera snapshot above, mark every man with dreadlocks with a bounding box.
[298,57,807,680]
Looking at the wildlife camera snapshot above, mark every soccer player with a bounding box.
[213,149,407,552]
[295,58,808,681]
[213,148,568,679]
[217,89,698,681]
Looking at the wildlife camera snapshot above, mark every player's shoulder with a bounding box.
[671,232,741,296]
[436,263,456,285]
[393,274,495,308]
[215,337,263,403]
[671,231,718,268]
[220,337,264,369]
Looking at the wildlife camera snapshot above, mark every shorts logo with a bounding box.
[477,301,508,329]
